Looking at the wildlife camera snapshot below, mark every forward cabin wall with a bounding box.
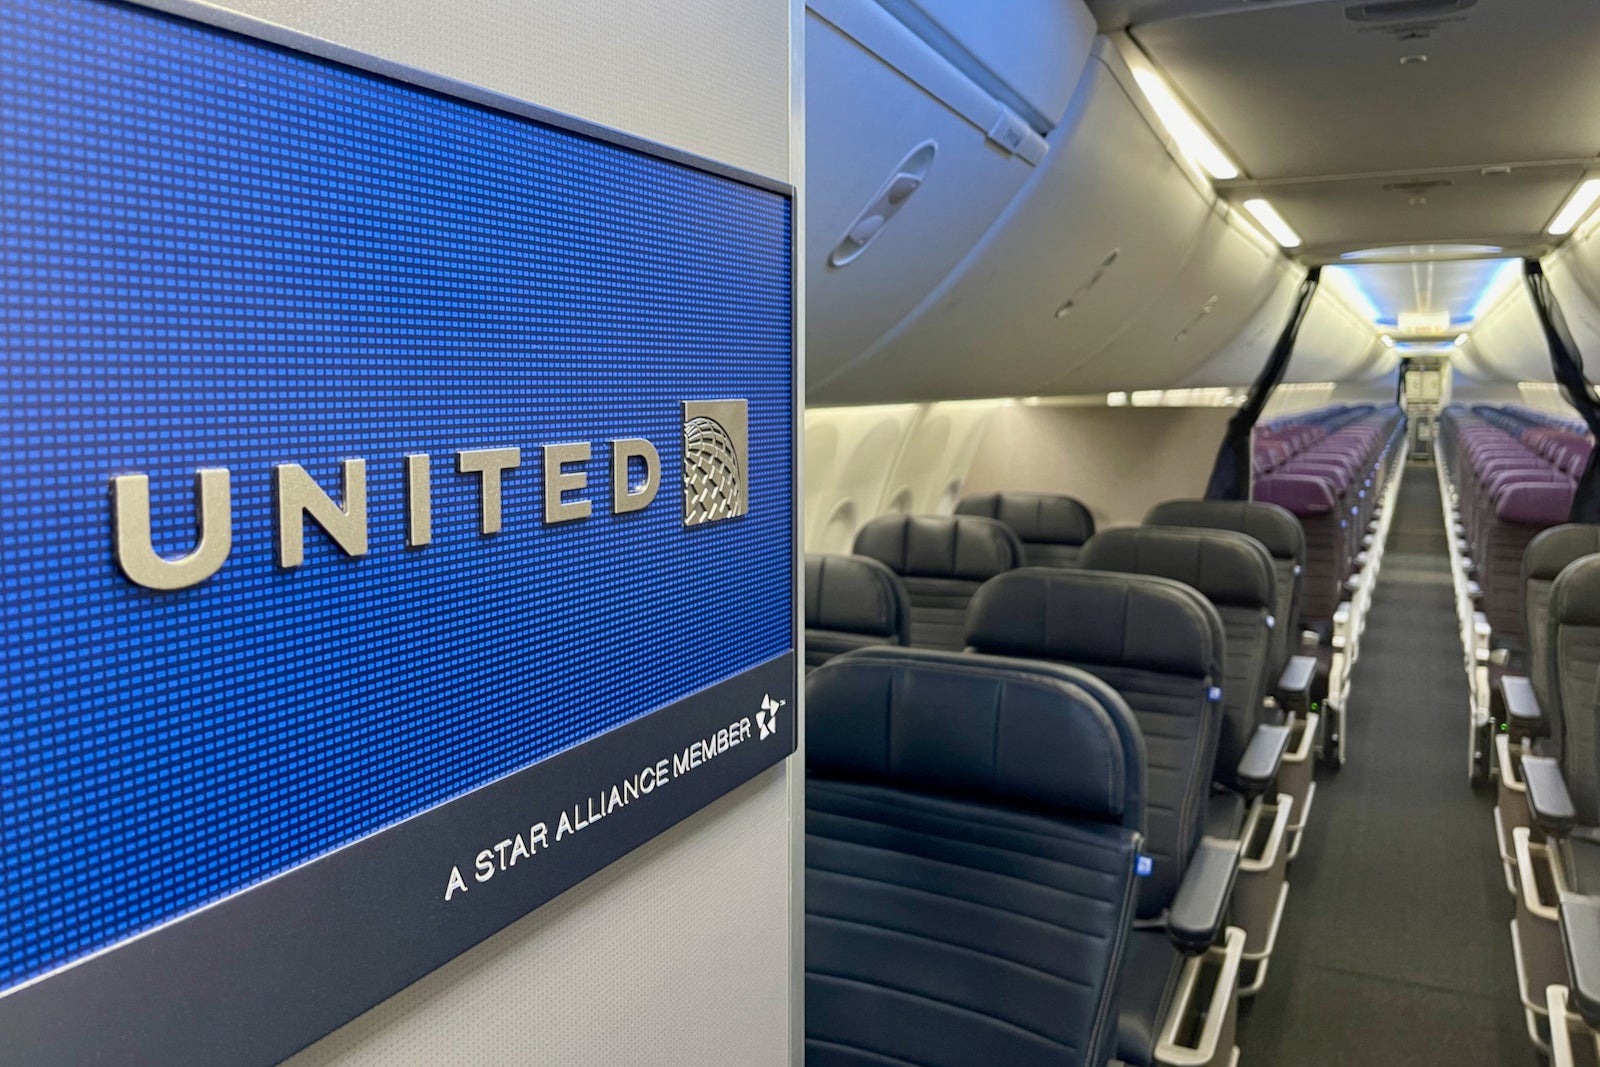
[803,402,1235,551]
[962,405,1234,529]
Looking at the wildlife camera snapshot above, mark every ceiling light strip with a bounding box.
[1130,68,1240,181]
[1548,178,1600,236]
[1242,198,1302,249]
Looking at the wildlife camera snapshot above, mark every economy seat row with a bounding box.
[1438,404,1585,645]
[1486,549,1600,1061]
[1252,404,1407,630]
[1245,404,1409,769]
[1435,404,1593,782]
[802,492,1336,1065]
[1430,404,1600,1055]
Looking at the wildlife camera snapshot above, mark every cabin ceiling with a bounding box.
[1324,257,1519,329]
[1086,0,1600,264]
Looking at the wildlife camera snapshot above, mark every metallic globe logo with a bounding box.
[682,399,749,525]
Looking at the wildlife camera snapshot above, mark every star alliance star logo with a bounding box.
[756,694,785,741]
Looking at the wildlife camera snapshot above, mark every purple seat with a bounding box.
[1478,481,1578,636]
[1256,473,1346,623]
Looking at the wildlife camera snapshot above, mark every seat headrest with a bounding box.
[853,514,1023,581]
[1078,526,1275,611]
[1496,482,1574,526]
[1553,554,1600,628]
[966,567,1224,682]
[1524,525,1600,583]
[804,553,910,642]
[806,646,1144,828]
[1253,474,1337,516]
[1143,499,1304,565]
[955,492,1096,547]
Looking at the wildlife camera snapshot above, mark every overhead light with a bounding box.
[1548,178,1600,236]
[1454,333,1469,346]
[1399,308,1450,334]
[1242,198,1302,248]
[1131,68,1240,181]
[1341,243,1503,261]
[1381,334,1396,347]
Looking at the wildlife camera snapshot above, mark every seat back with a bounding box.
[1551,555,1600,821]
[806,646,1146,1067]
[853,514,1023,650]
[965,567,1224,919]
[803,553,911,671]
[1478,481,1575,637]
[1254,473,1347,624]
[1144,498,1305,673]
[956,491,1096,568]
[1079,526,1277,795]
[1523,526,1600,706]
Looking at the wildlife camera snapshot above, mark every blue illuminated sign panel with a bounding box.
[0,0,795,1059]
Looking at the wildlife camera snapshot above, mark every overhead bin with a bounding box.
[1179,268,1391,388]
[1283,294,1391,381]
[1471,274,1551,382]
[872,0,1090,126]
[1066,205,1283,394]
[805,0,1095,383]
[809,42,1282,404]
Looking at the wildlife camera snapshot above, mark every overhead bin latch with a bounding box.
[829,141,936,267]
[986,108,1046,165]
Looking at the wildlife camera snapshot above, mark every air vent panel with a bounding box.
[1346,0,1476,22]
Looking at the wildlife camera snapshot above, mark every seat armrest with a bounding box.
[1236,722,1292,795]
[1277,654,1318,705]
[1498,675,1544,726]
[1523,755,1577,836]
[1168,836,1241,955]
[1562,894,1600,1030]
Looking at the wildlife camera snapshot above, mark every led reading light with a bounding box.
[1243,198,1302,249]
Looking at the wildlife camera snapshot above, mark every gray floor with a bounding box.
[1237,462,1535,1066]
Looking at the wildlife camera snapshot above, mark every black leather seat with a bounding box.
[1546,553,1600,765]
[964,567,1239,1067]
[803,553,911,671]
[1521,557,1600,884]
[805,646,1146,1067]
[852,514,1022,651]
[1523,526,1600,713]
[956,491,1096,568]
[1144,499,1306,677]
[1079,527,1289,817]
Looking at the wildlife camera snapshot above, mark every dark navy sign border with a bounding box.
[0,655,797,1066]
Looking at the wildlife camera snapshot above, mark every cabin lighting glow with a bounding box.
[1548,178,1600,236]
[1380,334,1396,347]
[1131,68,1240,181]
[1454,333,1469,346]
[1242,198,1302,249]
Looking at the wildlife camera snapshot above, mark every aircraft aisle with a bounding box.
[1239,460,1530,1065]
